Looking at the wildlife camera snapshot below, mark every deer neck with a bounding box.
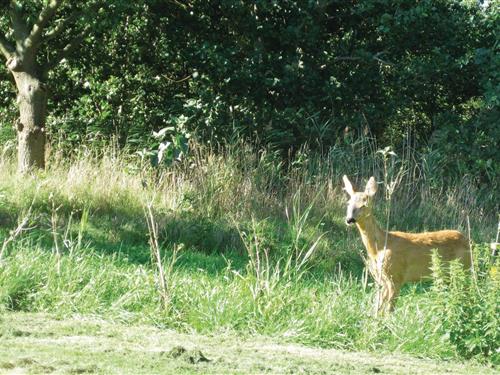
[355,213,386,260]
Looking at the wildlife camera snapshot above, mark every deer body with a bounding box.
[343,175,470,313]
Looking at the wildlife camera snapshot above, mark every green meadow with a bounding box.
[0,142,498,374]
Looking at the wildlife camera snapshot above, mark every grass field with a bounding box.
[0,141,498,372]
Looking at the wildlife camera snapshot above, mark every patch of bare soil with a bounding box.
[166,345,211,364]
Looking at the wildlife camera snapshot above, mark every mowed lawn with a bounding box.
[1,312,498,375]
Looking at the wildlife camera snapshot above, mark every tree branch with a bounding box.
[44,18,69,42]
[10,1,30,51]
[0,33,15,59]
[334,52,394,67]
[44,15,75,42]
[372,52,395,67]
[45,5,98,42]
[169,0,191,10]
[334,56,362,62]
[24,0,62,53]
[44,26,90,74]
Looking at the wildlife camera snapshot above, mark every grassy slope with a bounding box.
[1,312,498,375]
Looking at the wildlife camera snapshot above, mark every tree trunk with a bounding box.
[12,71,47,173]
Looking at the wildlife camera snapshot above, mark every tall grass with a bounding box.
[1,137,496,264]
[1,137,496,240]
[0,137,498,363]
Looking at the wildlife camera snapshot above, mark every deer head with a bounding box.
[342,175,377,225]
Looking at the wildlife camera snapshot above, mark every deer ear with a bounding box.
[364,177,377,196]
[343,175,355,196]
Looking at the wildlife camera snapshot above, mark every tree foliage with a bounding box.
[0,0,497,183]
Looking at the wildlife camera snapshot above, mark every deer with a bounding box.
[342,175,471,314]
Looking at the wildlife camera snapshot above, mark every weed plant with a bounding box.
[431,245,499,362]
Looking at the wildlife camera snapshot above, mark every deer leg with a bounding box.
[375,277,401,315]
[375,281,392,316]
[373,286,384,316]
[371,263,385,316]
[380,283,390,315]
[385,281,401,312]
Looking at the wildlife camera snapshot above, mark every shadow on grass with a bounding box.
[0,205,249,275]
[0,208,14,228]
[1,198,363,278]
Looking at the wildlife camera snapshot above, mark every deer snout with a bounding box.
[346,217,356,225]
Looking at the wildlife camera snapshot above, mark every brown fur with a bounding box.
[343,175,471,314]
